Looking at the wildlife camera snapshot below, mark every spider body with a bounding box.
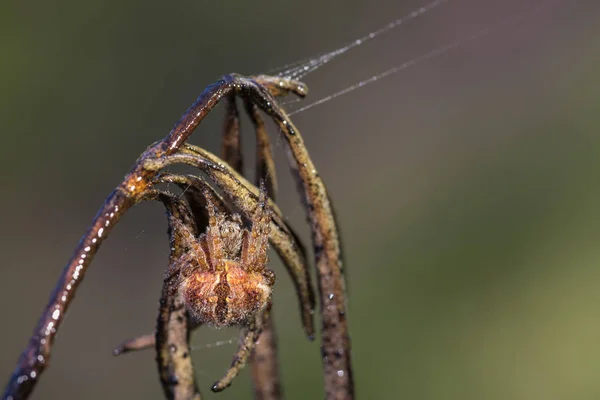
[183,262,273,327]
[180,202,275,328]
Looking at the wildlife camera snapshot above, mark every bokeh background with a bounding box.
[2,0,600,399]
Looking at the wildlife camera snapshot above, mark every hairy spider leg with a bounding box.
[211,302,272,393]
[241,182,271,273]
[204,193,227,273]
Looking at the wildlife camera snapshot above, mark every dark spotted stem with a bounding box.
[154,191,202,400]
[241,79,354,400]
[2,77,235,400]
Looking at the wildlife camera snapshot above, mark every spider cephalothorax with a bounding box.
[179,187,275,329]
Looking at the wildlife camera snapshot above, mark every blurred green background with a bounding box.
[2,0,600,399]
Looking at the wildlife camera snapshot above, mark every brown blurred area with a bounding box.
[1,0,600,399]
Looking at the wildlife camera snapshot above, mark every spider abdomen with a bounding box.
[182,262,273,328]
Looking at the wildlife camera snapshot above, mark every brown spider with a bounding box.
[3,73,352,400]
[172,183,274,332]
[115,182,276,393]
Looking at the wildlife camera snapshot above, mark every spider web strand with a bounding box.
[271,0,450,79]
[288,4,547,116]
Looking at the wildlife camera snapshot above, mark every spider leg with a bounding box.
[151,189,210,283]
[211,302,272,393]
[159,192,199,251]
[241,182,271,272]
[203,188,226,272]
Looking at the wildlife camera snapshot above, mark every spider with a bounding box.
[114,182,276,395]
[3,73,353,400]
[179,185,274,332]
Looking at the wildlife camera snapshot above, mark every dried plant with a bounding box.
[3,74,353,400]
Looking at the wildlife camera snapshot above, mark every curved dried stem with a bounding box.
[113,333,155,356]
[222,93,243,174]
[249,316,282,400]
[3,73,353,400]
[244,98,278,198]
